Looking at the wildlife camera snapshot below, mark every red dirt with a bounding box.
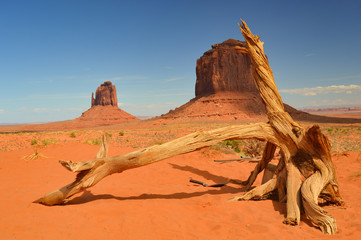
[0,109,360,239]
[159,92,268,122]
[1,135,361,239]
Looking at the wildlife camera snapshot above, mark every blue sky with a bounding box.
[0,0,360,123]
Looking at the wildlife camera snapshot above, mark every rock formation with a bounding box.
[196,39,257,96]
[76,81,138,125]
[91,81,118,107]
[13,81,139,131]
[161,39,267,121]
[161,39,361,123]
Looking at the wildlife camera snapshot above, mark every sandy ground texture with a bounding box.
[0,135,361,239]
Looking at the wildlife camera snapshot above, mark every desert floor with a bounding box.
[0,119,361,240]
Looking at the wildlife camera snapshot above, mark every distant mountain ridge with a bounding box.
[301,106,361,113]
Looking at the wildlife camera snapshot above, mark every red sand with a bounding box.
[1,141,360,239]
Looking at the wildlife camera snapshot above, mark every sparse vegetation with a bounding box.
[322,126,361,152]
[22,149,47,161]
[327,127,334,134]
[41,138,58,146]
[70,132,76,138]
[351,170,361,178]
[119,131,124,136]
[223,140,242,153]
[241,139,266,157]
[30,139,38,145]
[154,139,165,145]
[211,139,265,157]
[84,137,101,145]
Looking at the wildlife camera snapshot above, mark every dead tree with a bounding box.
[34,19,343,234]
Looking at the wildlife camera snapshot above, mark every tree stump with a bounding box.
[34,19,343,234]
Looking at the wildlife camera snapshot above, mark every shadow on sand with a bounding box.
[66,163,248,205]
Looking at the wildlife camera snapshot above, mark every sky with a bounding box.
[0,0,360,123]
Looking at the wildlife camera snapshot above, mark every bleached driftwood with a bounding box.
[34,19,343,234]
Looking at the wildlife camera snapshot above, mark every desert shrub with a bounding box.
[327,127,334,134]
[154,139,165,145]
[119,131,125,136]
[222,140,242,153]
[108,133,113,138]
[70,132,76,138]
[22,149,47,161]
[30,139,38,145]
[212,139,265,157]
[84,138,101,145]
[240,139,266,157]
[351,171,361,178]
[211,140,242,155]
[92,138,101,145]
[41,138,58,146]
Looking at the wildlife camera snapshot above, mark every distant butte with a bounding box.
[75,81,138,125]
[91,81,118,107]
[10,81,139,131]
[161,39,361,123]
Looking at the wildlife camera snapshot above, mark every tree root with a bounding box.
[229,177,277,201]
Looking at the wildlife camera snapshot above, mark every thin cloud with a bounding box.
[0,109,4,114]
[165,77,182,82]
[32,106,87,113]
[2,93,89,103]
[26,93,89,101]
[280,84,361,96]
[304,53,314,57]
[33,108,49,113]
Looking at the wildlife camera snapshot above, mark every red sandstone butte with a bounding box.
[161,39,361,123]
[161,39,267,122]
[91,81,118,107]
[76,81,139,125]
[196,39,258,96]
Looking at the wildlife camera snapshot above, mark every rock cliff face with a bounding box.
[161,39,267,121]
[91,81,118,107]
[160,39,359,123]
[195,39,258,97]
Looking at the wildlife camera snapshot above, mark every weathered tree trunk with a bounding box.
[34,19,343,234]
